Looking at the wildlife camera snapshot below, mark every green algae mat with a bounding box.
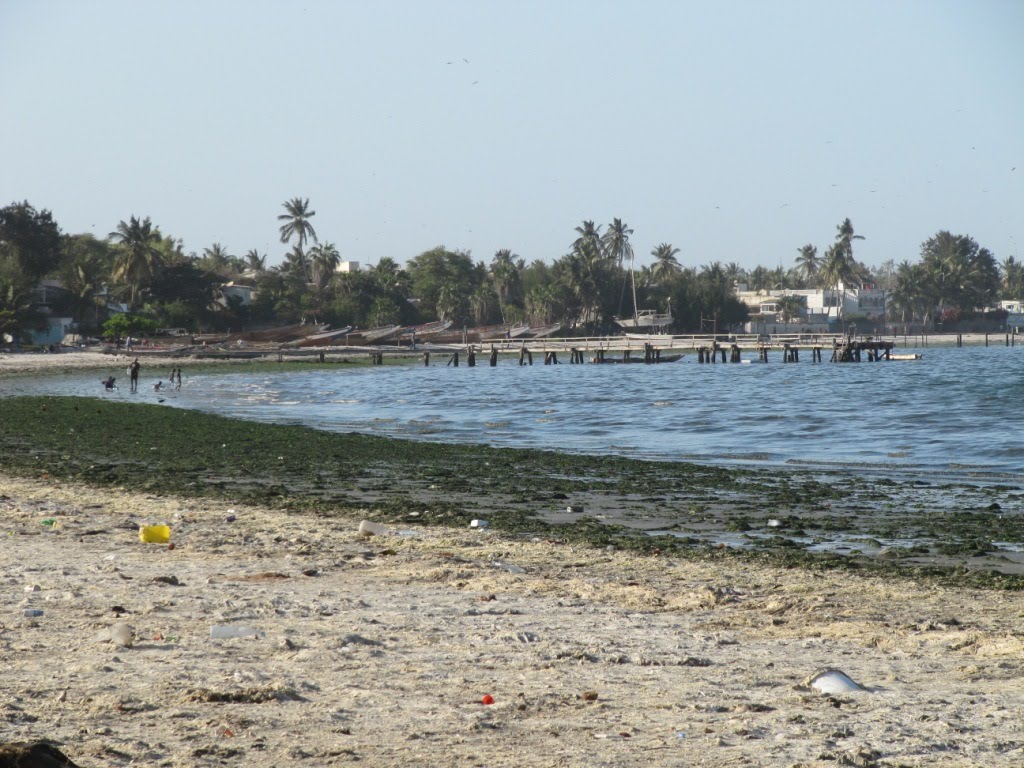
[2,396,1022,588]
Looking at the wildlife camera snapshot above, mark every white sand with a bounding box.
[2,474,1022,767]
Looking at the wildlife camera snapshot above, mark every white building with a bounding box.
[736,282,886,325]
[219,282,255,307]
[336,261,360,273]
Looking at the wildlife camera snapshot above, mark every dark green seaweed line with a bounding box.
[1,396,1021,589]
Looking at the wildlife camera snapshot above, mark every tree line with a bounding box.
[1,197,1020,342]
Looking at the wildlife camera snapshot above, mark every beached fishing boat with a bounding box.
[526,323,562,338]
[362,324,404,343]
[295,326,353,347]
[400,320,453,343]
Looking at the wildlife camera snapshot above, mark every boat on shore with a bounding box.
[294,326,353,347]
[400,320,453,343]
[527,323,562,338]
[361,324,404,344]
[614,309,673,331]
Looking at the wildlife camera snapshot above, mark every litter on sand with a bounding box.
[805,668,865,694]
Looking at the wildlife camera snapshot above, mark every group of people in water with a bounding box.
[101,360,183,394]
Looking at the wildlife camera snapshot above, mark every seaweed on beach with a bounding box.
[1,395,1023,588]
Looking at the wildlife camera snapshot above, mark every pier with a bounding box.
[129,328,1016,364]
[423,333,901,366]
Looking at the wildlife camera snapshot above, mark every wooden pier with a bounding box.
[454,333,899,366]
[351,333,908,366]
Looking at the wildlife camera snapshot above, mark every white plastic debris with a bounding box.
[806,668,865,694]
[358,520,389,537]
[470,519,489,529]
[110,622,135,648]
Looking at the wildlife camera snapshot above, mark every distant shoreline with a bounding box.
[1,331,1018,377]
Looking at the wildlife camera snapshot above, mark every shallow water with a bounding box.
[10,344,1024,483]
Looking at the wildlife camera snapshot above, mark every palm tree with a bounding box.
[244,249,267,273]
[795,244,819,285]
[650,243,681,283]
[277,197,318,280]
[371,257,412,296]
[109,215,164,307]
[200,243,232,275]
[835,218,865,264]
[490,248,522,324]
[602,219,636,317]
[572,221,604,265]
[819,219,865,323]
[602,218,633,268]
[308,242,340,287]
[819,244,851,321]
[776,294,807,324]
[1002,255,1024,299]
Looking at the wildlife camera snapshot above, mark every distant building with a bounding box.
[219,282,255,307]
[29,317,75,346]
[336,261,360,273]
[1000,300,1024,330]
[735,282,886,326]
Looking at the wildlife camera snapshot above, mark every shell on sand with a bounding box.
[804,668,865,694]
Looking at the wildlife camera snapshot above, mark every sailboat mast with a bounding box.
[630,250,639,321]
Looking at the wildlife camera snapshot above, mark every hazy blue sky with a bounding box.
[2,0,1021,272]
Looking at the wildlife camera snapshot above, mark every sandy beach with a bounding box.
[2,472,1023,767]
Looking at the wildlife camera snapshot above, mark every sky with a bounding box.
[2,0,1022,273]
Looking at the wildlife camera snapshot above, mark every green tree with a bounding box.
[795,244,819,285]
[198,242,233,276]
[1001,255,1024,300]
[920,231,998,314]
[277,197,317,281]
[407,246,478,323]
[602,218,633,268]
[58,234,115,331]
[244,249,267,273]
[101,313,157,340]
[489,248,523,323]
[887,261,931,326]
[0,201,62,282]
[776,294,807,323]
[650,243,681,283]
[109,215,165,308]
[308,242,340,288]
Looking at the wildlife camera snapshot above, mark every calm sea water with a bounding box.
[8,345,1024,482]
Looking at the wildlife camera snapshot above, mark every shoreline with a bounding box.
[0,331,1018,377]
[2,472,1023,767]
[2,395,1022,586]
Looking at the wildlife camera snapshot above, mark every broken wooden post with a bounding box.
[467,349,476,367]
[489,346,498,366]
[423,351,431,366]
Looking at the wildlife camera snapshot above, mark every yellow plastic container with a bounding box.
[139,525,171,544]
